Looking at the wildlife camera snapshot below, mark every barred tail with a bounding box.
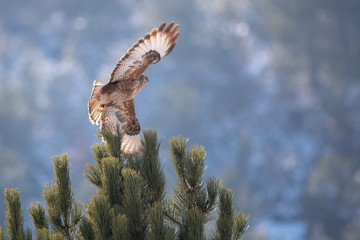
[121,133,143,154]
[88,80,105,125]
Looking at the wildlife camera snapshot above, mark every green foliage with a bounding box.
[36,228,51,240]
[111,214,129,240]
[83,128,169,239]
[1,129,248,240]
[214,188,234,240]
[84,143,108,188]
[100,157,123,206]
[147,202,166,240]
[4,188,25,240]
[139,130,165,204]
[42,154,83,239]
[49,232,65,240]
[213,188,249,240]
[28,202,48,236]
[233,212,249,240]
[167,136,220,225]
[122,169,147,239]
[179,208,205,240]
[2,188,32,240]
[87,195,112,239]
[99,127,123,160]
[78,217,95,240]
[206,177,221,216]
[25,228,32,240]
[0,226,4,240]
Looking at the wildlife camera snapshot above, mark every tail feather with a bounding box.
[121,133,143,154]
[88,80,105,125]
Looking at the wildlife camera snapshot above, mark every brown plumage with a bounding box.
[88,22,180,154]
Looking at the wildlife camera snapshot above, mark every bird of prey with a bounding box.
[88,22,180,154]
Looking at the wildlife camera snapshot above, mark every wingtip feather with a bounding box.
[164,22,175,33]
[158,22,166,31]
[108,21,179,81]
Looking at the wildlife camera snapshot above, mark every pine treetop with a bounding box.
[1,129,249,240]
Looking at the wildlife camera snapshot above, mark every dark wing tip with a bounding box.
[150,28,157,36]
[144,33,151,40]
[169,24,180,35]
[170,31,180,42]
[128,43,139,53]
[123,53,130,60]
[165,43,176,55]
[158,22,166,32]
[165,31,180,55]
[164,22,175,33]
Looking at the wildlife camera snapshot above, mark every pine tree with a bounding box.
[3,188,32,240]
[1,129,249,239]
[29,154,82,240]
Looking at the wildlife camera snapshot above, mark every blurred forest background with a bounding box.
[1,0,360,239]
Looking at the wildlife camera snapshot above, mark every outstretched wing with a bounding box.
[109,22,180,83]
[101,100,142,154]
